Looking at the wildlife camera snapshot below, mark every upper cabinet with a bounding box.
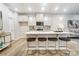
[44,20,51,25]
[28,16,36,26]
[44,16,51,25]
[36,14,44,21]
[18,14,52,26]
[19,15,28,21]
[19,15,28,26]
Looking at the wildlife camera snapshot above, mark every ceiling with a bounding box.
[4,3,79,14]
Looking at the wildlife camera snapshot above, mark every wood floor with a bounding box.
[0,38,79,56]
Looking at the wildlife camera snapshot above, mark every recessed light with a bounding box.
[29,16,35,21]
[29,17,33,21]
[54,7,58,11]
[59,17,63,21]
[64,8,67,12]
[44,16,48,21]
[42,3,47,6]
[41,7,45,11]
[28,7,32,11]
[14,8,18,11]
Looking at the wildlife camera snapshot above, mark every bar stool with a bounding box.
[38,37,47,55]
[47,37,58,54]
[27,37,37,55]
[59,37,71,55]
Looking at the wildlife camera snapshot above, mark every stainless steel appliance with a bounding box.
[36,22,44,31]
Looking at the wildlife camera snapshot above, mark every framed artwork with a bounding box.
[67,20,79,32]
[68,20,79,29]
[0,12,3,30]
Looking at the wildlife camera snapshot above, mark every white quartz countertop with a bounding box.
[25,31,74,35]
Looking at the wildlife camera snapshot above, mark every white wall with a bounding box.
[0,4,10,32]
[1,3,79,40]
[0,4,21,40]
[19,14,79,32]
[13,12,22,40]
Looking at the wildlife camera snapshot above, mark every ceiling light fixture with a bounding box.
[28,7,32,11]
[44,16,48,21]
[59,17,63,21]
[41,7,45,11]
[29,17,33,21]
[54,7,58,11]
[64,8,67,12]
[42,3,47,6]
[14,8,18,11]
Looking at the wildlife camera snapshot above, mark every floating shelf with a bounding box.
[19,21,28,26]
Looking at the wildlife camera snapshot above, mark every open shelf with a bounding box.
[19,21,28,26]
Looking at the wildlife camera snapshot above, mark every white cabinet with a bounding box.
[28,20,36,26]
[36,14,44,21]
[44,20,51,25]
[19,15,29,36]
[44,18,51,25]
[28,16,36,26]
[19,15,28,21]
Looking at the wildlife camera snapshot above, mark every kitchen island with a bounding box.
[25,31,74,48]
[26,31,74,35]
[25,31,75,55]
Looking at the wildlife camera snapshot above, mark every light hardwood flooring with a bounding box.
[0,38,79,56]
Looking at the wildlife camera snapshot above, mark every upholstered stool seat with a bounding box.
[27,38,37,55]
[38,37,47,55]
[48,37,58,54]
[59,37,71,55]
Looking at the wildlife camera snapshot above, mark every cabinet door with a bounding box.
[19,15,28,21]
[36,14,44,21]
[44,19,51,25]
[28,16,36,26]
